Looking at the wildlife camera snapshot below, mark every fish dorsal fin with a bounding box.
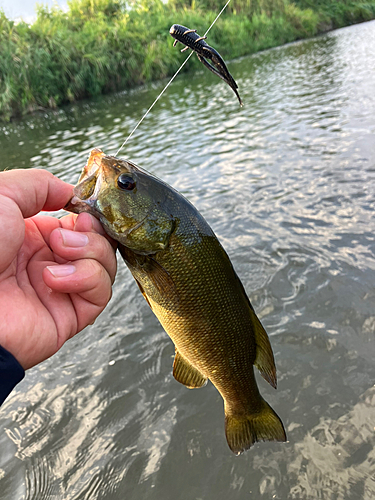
[251,312,277,389]
[173,351,208,389]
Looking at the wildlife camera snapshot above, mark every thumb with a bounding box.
[0,169,73,274]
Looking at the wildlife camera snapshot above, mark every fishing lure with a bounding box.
[170,24,243,107]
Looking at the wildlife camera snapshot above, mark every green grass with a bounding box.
[1,0,375,120]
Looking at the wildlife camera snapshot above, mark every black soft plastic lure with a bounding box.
[170,24,243,106]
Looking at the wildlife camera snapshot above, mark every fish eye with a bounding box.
[117,174,136,191]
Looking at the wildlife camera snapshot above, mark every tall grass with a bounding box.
[1,0,374,120]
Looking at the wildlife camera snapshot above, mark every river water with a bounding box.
[1,20,375,500]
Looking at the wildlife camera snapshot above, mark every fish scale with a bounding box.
[65,148,286,454]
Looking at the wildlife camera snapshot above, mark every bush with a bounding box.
[1,0,375,120]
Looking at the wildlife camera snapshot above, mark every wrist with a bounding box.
[0,344,25,406]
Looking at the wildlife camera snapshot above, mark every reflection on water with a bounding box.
[287,386,375,499]
[1,20,375,500]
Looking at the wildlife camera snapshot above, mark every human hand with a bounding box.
[0,169,117,370]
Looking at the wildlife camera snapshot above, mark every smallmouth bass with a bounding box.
[65,148,286,454]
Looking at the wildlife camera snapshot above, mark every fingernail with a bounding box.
[46,264,76,277]
[59,229,89,247]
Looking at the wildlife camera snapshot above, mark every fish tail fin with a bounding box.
[224,399,286,455]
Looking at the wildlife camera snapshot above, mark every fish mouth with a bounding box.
[64,194,95,213]
[65,172,104,214]
[64,148,135,221]
[68,194,85,206]
[76,148,104,181]
[64,151,105,215]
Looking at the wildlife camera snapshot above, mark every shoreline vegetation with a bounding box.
[1,0,375,121]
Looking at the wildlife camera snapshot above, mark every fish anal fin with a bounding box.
[225,399,286,455]
[252,313,277,389]
[173,351,207,389]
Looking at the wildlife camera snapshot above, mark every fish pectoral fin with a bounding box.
[119,244,179,303]
[133,276,153,310]
[173,351,207,389]
[251,313,277,389]
[142,257,179,300]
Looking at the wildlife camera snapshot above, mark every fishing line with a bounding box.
[114,0,232,156]
[114,51,194,156]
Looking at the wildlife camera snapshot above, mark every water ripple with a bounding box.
[1,20,375,500]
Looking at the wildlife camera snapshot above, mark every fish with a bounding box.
[65,148,286,454]
[169,24,243,106]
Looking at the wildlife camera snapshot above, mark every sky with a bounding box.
[0,0,68,22]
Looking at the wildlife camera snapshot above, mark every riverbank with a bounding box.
[1,0,375,121]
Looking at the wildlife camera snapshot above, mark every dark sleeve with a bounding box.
[0,345,25,406]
